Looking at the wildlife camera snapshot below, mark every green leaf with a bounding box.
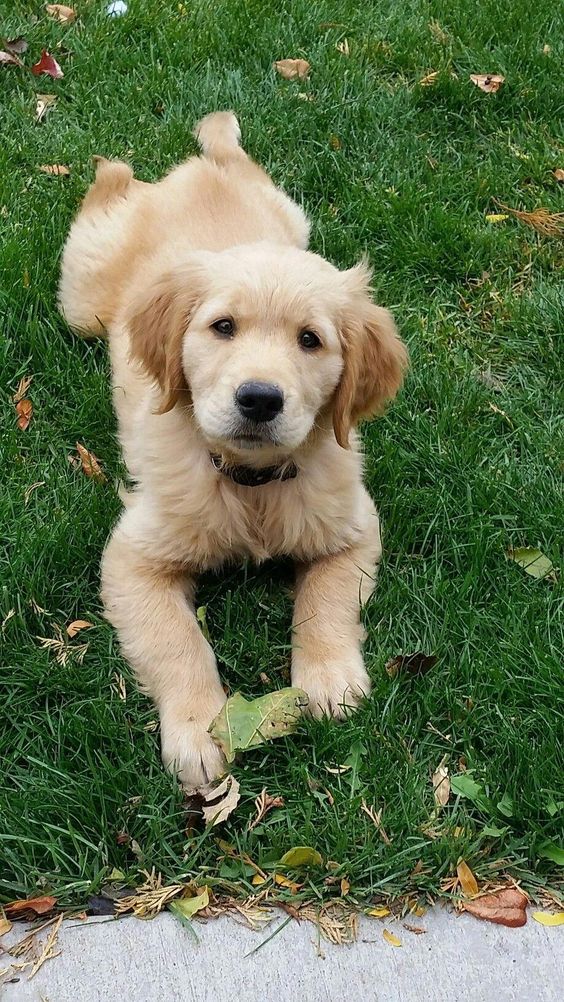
[342,739,367,794]
[451,773,492,814]
[169,887,209,918]
[507,547,555,580]
[546,798,563,819]
[496,792,514,818]
[482,824,509,837]
[196,605,210,642]
[538,843,564,866]
[209,689,308,763]
[279,846,323,868]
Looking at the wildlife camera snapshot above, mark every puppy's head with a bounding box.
[128,245,407,457]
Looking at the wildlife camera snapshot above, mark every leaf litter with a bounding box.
[31,51,64,79]
[199,774,241,827]
[463,886,528,927]
[432,755,451,807]
[507,546,556,581]
[249,787,285,830]
[274,58,310,80]
[470,73,505,93]
[46,4,77,22]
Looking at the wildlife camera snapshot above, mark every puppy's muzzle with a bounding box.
[235,381,284,423]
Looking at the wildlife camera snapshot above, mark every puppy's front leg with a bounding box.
[101,523,226,790]
[291,496,382,717]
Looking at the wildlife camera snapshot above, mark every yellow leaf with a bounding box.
[274,58,310,80]
[0,914,12,936]
[279,846,323,868]
[169,887,209,919]
[485,213,508,223]
[252,874,265,886]
[76,442,106,483]
[383,928,402,947]
[368,906,390,917]
[419,71,439,86]
[340,877,350,896]
[412,905,427,917]
[532,911,564,927]
[273,873,300,893]
[457,860,479,897]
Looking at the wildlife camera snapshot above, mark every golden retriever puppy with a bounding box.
[59,112,407,790]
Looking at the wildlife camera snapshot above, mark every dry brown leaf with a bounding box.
[553,169,564,183]
[432,756,450,806]
[38,164,70,175]
[76,442,106,482]
[360,799,392,844]
[13,375,33,402]
[46,4,77,22]
[274,58,310,80]
[0,913,12,936]
[249,787,285,830]
[28,914,63,980]
[470,73,505,93]
[494,201,564,237]
[5,896,57,921]
[403,922,426,934]
[15,399,33,430]
[199,774,241,826]
[0,49,24,67]
[36,94,57,122]
[340,877,351,896]
[385,652,437,678]
[457,860,479,897]
[66,619,93,637]
[463,887,528,927]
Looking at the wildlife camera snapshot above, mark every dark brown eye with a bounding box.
[299,330,321,350]
[212,318,234,337]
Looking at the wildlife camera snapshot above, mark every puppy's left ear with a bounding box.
[333,262,408,448]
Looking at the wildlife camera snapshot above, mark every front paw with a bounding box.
[292,649,371,719]
[161,701,227,791]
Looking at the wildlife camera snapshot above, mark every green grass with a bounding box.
[1,0,563,909]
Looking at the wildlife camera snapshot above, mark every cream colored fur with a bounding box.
[59,111,407,790]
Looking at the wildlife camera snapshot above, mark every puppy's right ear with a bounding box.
[127,264,204,413]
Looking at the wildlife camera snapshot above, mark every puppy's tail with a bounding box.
[194,111,243,165]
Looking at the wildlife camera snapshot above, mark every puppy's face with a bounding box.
[129,245,407,457]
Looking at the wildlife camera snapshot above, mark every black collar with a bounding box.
[210,453,298,487]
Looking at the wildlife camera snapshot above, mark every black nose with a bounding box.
[235,381,284,423]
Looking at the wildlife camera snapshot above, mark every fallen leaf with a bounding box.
[279,846,323,868]
[274,58,310,80]
[0,50,23,67]
[463,887,528,927]
[403,922,426,934]
[470,73,505,93]
[336,38,349,56]
[15,399,33,430]
[385,652,437,678]
[495,201,564,238]
[383,928,402,947]
[209,688,308,762]
[532,911,564,927]
[432,756,450,807]
[451,772,492,813]
[457,860,479,897]
[196,605,210,641]
[485,213,508,223]
[199,774,241,826]
[330,134,341,150]
[5,896,57,920]
[419,70,439,86]
[4,37,29,55]
[538,843,564,866]
[554,169,564,182]
[367,906,390,918]
[66,619,93,637]
[507,546,555,581]
[38,164,70,175]
[0,914,12,936]
[249,787,285,830]
[13,375,33,402]
[325,763,351,774]
[36,94,57,122]
[169,886,209,920]
[46,4,77,22]
[75,442,106,482]
[32,50,64,79]
[340,877,350,896]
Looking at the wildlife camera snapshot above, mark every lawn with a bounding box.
[1,0,563,913]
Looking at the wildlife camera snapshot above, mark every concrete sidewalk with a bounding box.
[2,908,562,1002]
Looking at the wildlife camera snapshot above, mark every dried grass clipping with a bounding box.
[495,201,564,237]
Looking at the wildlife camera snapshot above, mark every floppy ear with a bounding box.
[332,263,408,448]
[127,265,203,413]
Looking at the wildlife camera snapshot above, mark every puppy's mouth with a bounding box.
[228,422,279,450]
